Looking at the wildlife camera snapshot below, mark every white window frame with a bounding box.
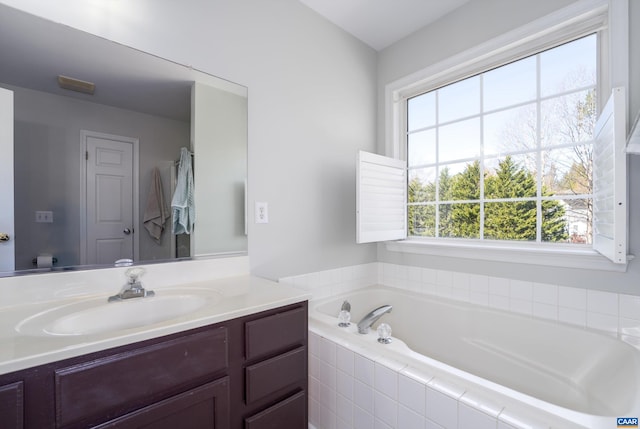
[382,0,630,271]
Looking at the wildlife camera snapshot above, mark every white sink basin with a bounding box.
[16,288,222,336]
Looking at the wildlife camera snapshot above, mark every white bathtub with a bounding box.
[308,285,640,429]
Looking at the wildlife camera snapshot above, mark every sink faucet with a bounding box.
[357,305,392,334]
[108,267,155,302]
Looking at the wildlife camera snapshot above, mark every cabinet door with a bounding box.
[245,306,307,362]
[56,327,228,427]
[0,381,23,429]
[244,391,306,429]
[94,377,230,429]
[245,347,306,405]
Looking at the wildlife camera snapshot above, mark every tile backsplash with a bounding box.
[280,262,640,345]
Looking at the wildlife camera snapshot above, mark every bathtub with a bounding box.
[308,285,640,429]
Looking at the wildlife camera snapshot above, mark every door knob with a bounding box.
[0,232,9,242]
[123,228,132,235]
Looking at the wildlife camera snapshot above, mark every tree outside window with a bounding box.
[407,35,596,244]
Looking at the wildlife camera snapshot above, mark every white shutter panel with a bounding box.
[356,151,407,244]
[593,87,627,264]
[628,111,640,154]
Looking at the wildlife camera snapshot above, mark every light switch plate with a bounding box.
[255,202,268,224]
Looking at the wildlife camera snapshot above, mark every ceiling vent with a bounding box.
[57,75,95,95]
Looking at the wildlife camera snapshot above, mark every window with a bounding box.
[406,35,597,245]
[364,1,630,270]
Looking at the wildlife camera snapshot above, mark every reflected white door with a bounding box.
[83,131,137,265]
[0,88,14,271]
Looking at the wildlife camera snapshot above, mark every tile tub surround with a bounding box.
[284,263,640,428]
[280,262,640,345]
[308,330,590,429]
[307,284,640,429]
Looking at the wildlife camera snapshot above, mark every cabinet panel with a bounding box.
[245,346,306,405]
[94,377,230,429]
[55,327,228,428]
[245,306,306,361]
[0,381,23,429]
[244,391,306,429]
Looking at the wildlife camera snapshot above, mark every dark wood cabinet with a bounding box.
[0,380,23,429]
[94,377,230,429]
[241,305,307,429]
[244,391,307,429]
[0,301,307,429]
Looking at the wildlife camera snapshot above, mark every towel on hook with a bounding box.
[171,147,195,234]
[143,167,169,243]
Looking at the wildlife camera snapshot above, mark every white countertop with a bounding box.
[0,275,310,375]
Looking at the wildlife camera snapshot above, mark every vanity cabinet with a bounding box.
[0,301,307,429]
[242,306,308,428]
[0,380,23,429]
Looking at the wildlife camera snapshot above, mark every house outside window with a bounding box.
[406,35,597,245]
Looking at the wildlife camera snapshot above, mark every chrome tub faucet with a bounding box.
[357,305,392,334]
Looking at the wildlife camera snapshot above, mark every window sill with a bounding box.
[385,238,631,272]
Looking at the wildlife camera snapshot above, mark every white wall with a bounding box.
[6,83,188,269]
[377,0,640,296]
[0,0,379,281]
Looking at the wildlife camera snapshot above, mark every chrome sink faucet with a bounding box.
[108,267,155,302]
[357,305,392,334]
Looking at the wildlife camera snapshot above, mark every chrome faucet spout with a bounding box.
[357,305,392,334]
[108,267,155,302]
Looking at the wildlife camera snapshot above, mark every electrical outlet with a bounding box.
[35,211,54,223]
[255,202,269,224]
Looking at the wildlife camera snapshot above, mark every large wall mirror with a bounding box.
[0,5,248,276]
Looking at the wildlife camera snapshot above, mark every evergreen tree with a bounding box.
[408,157,568,242]
[408,176,434,236]
[484,157,537,240]
[449,161,481,238]
[438,167,455,237]
[484,156,567,241]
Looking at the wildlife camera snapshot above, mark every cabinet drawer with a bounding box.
[94,377,230,429]
[245,306,307,361]
[245,346,306,405]
[245,391,306,429]
[55,327,228,428]
[0,381,23,429]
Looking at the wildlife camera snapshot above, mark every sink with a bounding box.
[16,288,222,336]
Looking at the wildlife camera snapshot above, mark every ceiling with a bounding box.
[0,4,244,123]
[299,0,472,51]
[0,1,470,119]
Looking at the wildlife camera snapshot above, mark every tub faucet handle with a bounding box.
[338,309,351,327]
[377,323,392,344]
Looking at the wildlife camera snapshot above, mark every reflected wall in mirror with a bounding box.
[0,4,248,275]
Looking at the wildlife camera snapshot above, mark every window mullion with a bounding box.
[479,74,485,240]
[535,52,543,243]
[435,90,440,238]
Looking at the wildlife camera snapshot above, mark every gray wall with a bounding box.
[0,0,380,280]
[8,84,188,269]
[377,0,640,296]
[5,0,636,295]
